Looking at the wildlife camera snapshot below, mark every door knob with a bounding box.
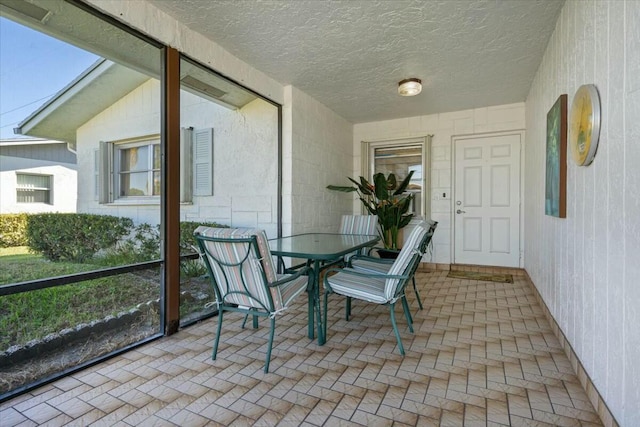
[456,209,466,214]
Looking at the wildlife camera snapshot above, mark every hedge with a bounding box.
[26,213,134,262]
[7,213,227,263]
[179,221,228,255]
[0,213,29,247]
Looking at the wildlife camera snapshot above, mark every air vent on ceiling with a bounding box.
[181,75,227,99]
[0,0,51,22]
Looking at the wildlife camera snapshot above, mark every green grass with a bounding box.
[0,249,160,350]
[0,247,100,286]
[0,246,30,256]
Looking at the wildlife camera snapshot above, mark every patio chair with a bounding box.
[194,227,313,373]
[338,214,379,262]
[322,223,429,355]
[282,214,378,273]
[352,220,437,310]
[339,214,379,235]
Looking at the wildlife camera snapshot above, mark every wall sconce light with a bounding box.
[398,78,422,96]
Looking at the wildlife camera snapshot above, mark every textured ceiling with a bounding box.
[148,0,564,124]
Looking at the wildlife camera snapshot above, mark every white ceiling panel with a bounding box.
[146,0,563,123]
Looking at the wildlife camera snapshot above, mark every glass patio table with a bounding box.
[269,233,380,345]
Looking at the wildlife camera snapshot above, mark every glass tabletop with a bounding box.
[269,233,379,261]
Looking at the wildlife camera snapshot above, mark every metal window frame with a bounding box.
[15,172,53,204]
[115,139,161,198]
[1,0,284,403]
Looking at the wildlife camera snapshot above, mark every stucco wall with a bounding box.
[181,95,279,236]
[353,103,525,264]
[524,1,640,425]
[77,79,279,234]
[76,78,161,224]
[283,86,354,236]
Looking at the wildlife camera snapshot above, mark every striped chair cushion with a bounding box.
[327,224,429,304]
[195,227,303,311]
[412,218,437,249]
[339,215,379,261]
[327,223,428,304]
[339,215,379,235]
[351,220,432,276]
[384,223,428,300]
[325,271,388,304]
[350,258,392,275]
[274,274,308,307]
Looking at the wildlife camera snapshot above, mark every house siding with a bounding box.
[353,103,526,265]
[0,144,76,164]
[76,79,278,234]
[0,143,77,214]
[525,1,640,425]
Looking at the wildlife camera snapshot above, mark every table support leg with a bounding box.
[314,259,325,345]
[308,273,314,339]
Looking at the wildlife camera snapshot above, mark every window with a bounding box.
[116,140,160,197]
[362,136,432,218]
[98,130,213,203]
[16,173,52,204]
[1,0,280,398]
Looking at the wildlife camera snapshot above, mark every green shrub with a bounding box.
[95,221,227,269]
[179,221,227,277]
[0,213,29,247]
[179,221,227,255]
[180,259,206,278]
[26,213,133,262]
[96,222,160,266]
[134,223,162,259]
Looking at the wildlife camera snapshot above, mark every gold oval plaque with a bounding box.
[569,84,601,166]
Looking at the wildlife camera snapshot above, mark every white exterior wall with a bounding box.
[0,157,77,214]
[181,95,278,236]
[353,103,525,264]
[524,1,640,425]
[86,0,294,239]
[77,79,278,234]
[77,79,161,224]
[283,86,353,236]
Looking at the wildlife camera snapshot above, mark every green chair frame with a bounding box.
[195,229,313,373]
[322,224,428,355]
[356,220,437,310]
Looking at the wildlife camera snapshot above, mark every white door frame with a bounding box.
[451,130,526,268]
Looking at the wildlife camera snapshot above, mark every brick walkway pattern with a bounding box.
[1,269,603,426]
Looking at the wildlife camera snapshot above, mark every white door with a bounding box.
[454,133,521,267]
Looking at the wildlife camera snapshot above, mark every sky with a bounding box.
[0,16,99,139]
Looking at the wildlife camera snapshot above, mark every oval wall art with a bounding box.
[569,84,601,166]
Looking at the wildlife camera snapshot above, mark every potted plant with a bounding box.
[327,171,415,251]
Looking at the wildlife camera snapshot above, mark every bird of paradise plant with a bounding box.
[327,171,415,250]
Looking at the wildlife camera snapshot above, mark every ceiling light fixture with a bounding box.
[398,78,422,96]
